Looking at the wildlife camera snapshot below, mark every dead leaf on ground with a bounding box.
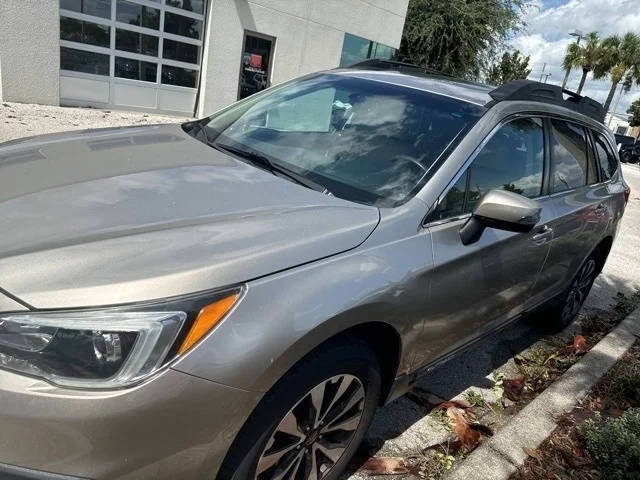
[503,375,526,402]
[358,457,409,475]
[522,446,544,461]
[571,335,590,354]
[446,406,481,451]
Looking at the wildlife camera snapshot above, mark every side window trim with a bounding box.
[425,114,546,226]
[585,128,602,184]
[593,129,620,182]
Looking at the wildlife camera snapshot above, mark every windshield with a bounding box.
[197,73,485,207]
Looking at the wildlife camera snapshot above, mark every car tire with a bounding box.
[545,250,602,330]
[622,151,633,163]
[217,337,382,480]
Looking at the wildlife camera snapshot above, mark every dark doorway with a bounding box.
[238,32,274,100]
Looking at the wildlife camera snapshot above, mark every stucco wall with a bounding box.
[0,0,60,105]
[197,0,408,116]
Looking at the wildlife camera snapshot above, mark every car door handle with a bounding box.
[532,225,553,245]
[595,204,607,217]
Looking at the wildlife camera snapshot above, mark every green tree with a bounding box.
[397,0,529,79]
[594,33,640,113]
[562,31,601,94]
[486,50,532,86]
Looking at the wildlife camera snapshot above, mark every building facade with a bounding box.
[0,0,408,117]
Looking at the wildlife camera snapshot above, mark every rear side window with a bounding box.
[432,117,544,220]
[550,119,589,193]
[592,131,618,180]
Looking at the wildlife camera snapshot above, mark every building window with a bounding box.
[163,39,199,64]
[115,57,157,82]
[161,65,197,87]
[166,0,205,14]
[60,17,111,48]
[339,33,396,67]
[164,12,202,39]
[61,46,109,75]
[60,0,111,19]
[116,29,159,56]
[116,0,160,30]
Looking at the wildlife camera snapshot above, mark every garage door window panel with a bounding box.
[60,0,112,19]
[117,0,160,30]
[166,0,205,14]
[163,39,199,64]
[164,12,202,39]
[61,17,111,48]
[61,46,110,76]
[161,65,197,87]
[116,29,159,57]
[115,57,157,82]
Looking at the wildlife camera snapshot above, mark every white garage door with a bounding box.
[59,0,206,115]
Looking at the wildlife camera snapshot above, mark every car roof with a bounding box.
[330,68,493,107]
[328,61,607,127]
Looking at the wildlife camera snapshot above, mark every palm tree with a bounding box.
[594,33,640,113]
[562,32,601,94]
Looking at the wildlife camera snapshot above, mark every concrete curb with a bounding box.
[446,308,640,480]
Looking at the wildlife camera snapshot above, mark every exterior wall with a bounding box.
[0,0,60,105]
[197,0,408,116]
[606,113,631,136]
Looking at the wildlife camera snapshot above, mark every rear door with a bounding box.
[420,117,553,363]
[532,118,607,301]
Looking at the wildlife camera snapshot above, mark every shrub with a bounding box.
[580,408,640,479]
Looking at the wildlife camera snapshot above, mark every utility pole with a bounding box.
[561,30,584,90]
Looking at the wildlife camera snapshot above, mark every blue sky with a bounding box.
[509,0,640,115]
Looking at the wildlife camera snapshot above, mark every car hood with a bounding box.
[0,125,379,309]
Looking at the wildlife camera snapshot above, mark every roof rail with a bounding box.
[488,80,605,122]
[344,59,452,77]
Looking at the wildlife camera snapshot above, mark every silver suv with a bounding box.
[0,60,629,480]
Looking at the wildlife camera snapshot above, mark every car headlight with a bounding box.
[0,290,240,389]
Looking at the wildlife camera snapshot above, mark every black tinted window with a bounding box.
[550,120,589,192]
[432,173,467,221]
[586,132,599,184]
[593,131,618,180]
[433,118,544,219]
[466,118,544,211]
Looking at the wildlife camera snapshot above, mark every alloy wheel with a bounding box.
[561,259,596,324]
[254,374,365,480]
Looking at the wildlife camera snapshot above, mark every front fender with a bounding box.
[171,233,433,393]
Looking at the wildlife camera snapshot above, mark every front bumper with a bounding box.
[0,367,261,480]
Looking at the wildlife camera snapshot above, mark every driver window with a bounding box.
[432,117,544,221]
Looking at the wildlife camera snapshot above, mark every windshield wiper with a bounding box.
[212,142,331,195]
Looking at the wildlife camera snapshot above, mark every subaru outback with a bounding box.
[0,59,629,480]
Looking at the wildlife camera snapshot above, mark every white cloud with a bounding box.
[510,0,640,116]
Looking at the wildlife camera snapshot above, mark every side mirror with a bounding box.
[460,189,542,245]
